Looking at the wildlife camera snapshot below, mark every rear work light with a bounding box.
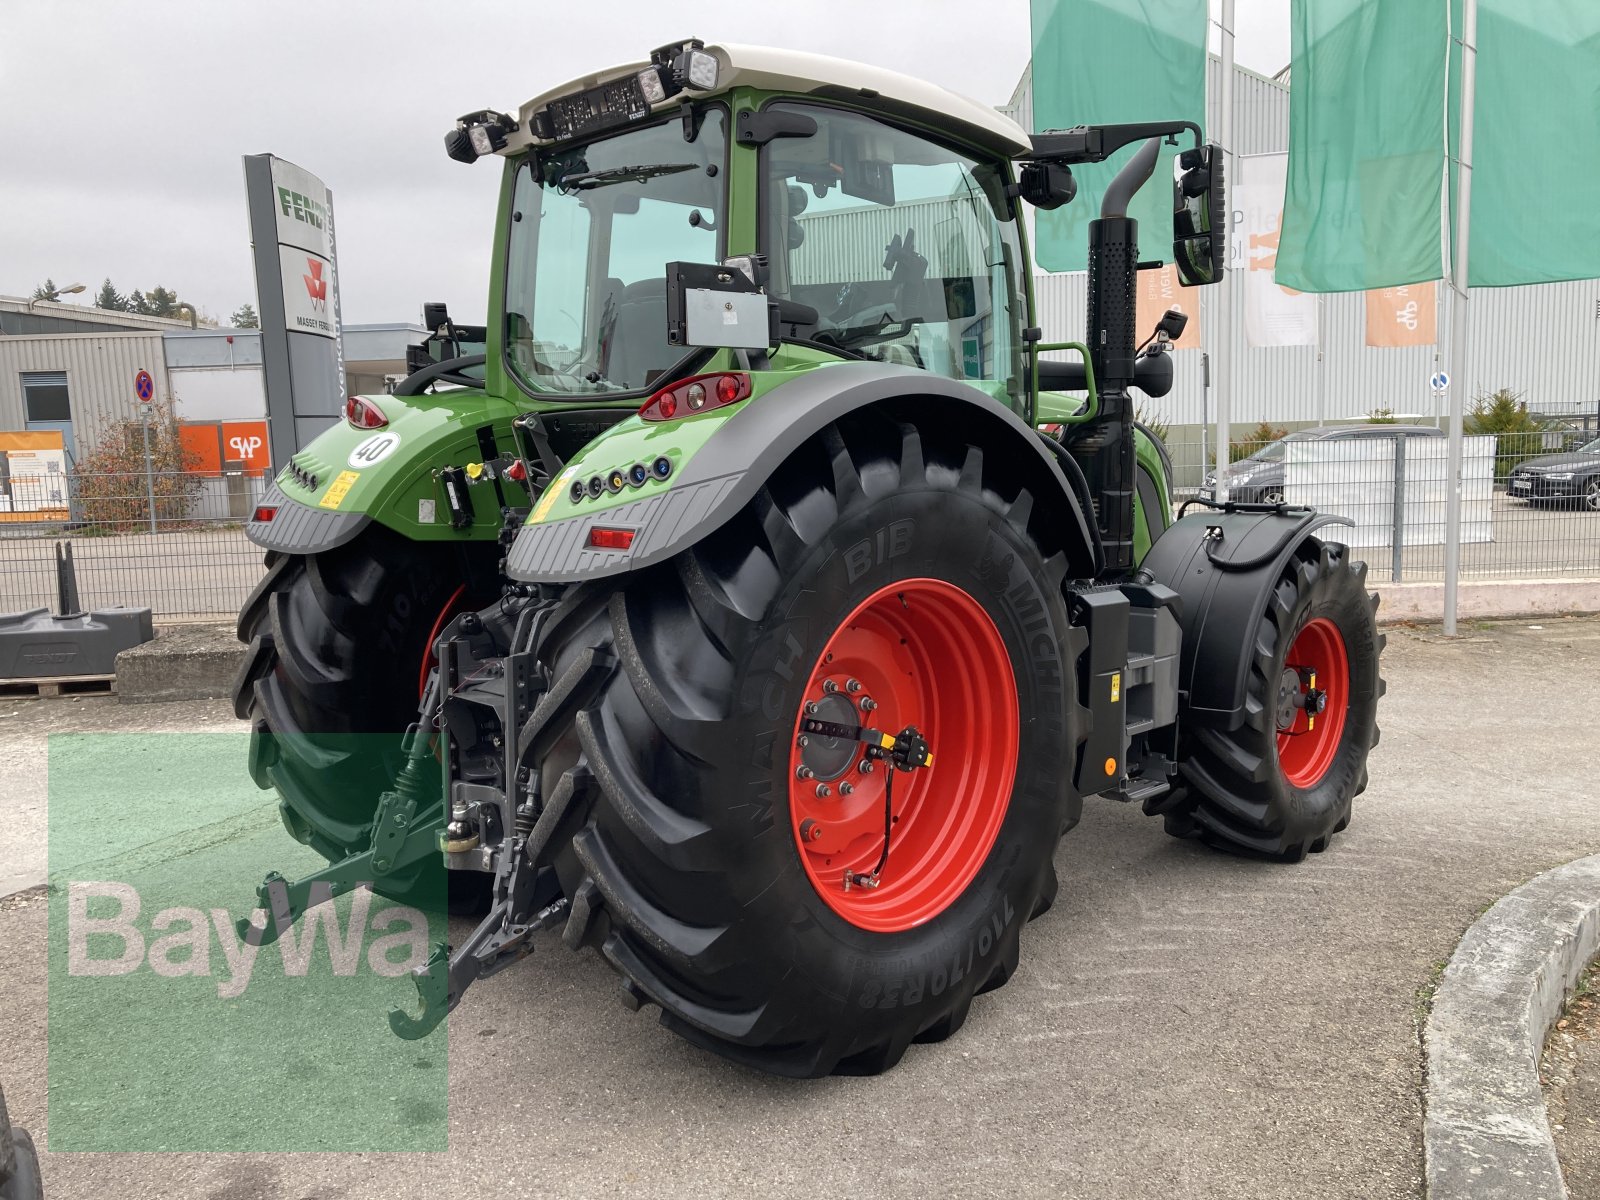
[639,373,751,422]
[345,395,388,430]
[588,526,637,551]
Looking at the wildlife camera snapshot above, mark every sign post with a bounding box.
[242,155,346,471]
[135,369,158,534]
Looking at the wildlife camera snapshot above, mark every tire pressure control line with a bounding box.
[796,718,934,891]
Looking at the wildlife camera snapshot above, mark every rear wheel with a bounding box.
[528,412,1082,1075]
[233,525,496,903]
[1583,477,1600,512]
[1163,538,1383,859]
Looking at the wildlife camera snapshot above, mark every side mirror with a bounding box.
[1173,144,1226,287]
[1017,160,1077,210]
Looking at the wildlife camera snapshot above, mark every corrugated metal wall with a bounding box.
[0,333,168,454]
[1010,60,1600,432]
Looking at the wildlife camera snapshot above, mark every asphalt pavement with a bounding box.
[2,617,1599,1198]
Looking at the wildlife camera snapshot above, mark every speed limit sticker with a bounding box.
[348,432,401,468]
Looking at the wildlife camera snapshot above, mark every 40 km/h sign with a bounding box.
[134,369,154,403]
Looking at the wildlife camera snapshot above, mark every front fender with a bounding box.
[246,389,528,554]
[505,362,1098,583]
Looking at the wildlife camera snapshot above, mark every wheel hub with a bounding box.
[786,578,1019,933]
[1276,617,1350,789]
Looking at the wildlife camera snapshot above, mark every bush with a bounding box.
[1134,403,1171,444]
[1465,388,1546,481]
[1230,420,1289,463]
[1367,407,1398,424]
[74,401,202,530]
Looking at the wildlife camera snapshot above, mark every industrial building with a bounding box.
[0,296,421,469]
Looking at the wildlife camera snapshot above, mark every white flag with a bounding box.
[1237,153,1318,348]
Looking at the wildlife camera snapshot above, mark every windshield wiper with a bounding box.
[557,162,697,191]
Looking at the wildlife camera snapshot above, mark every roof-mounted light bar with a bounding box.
[444,109,520,165]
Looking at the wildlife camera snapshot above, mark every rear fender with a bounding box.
[1141,508,1354,730]
[504,362,1099,583]
[245,389,531,555]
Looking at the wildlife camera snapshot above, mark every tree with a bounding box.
[94,278,129,311]
[128,289,148,314]
[1467,388,1546,482]
[140,286,179,318]
[230,303,260,329]
[30,278,58,302]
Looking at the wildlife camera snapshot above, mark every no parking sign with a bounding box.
[134,369,154,403]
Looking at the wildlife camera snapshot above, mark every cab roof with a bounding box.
[507,41,1032,159]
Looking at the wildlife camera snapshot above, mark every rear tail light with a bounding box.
[345,395,389,429]
[252,505,277,523]
[639,373,751,422]
[588,526,637,550]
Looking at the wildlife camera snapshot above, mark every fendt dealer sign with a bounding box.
[244,153,348,469]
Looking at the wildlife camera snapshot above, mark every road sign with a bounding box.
[1430,371,1450,394]
[134,369,154,403]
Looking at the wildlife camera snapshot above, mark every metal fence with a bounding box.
[0,468,269,620]
[1159,426,1600,583]
[1,430,1597,623]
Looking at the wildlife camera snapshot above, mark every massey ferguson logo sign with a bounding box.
[303,258,329,311]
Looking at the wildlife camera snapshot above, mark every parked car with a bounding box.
[1506,436,1600,510]
[1201,424,1445,503]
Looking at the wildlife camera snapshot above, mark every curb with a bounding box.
[114,621,243,705]
[1380,579,1600,623]
[1425,854,1600,1199]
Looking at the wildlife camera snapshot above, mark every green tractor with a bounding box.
[233,39,1382,1076]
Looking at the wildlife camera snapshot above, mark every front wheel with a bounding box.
[1163,538,1383,859]
[532,412,1083,1075]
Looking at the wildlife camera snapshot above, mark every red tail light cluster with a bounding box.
[344,395,389,429]
[588,527,637,550]
[639,373,751,422]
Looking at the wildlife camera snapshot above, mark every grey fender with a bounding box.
[245,480,372,555]
[1140,507,1354,730]
[505,361,1099,583]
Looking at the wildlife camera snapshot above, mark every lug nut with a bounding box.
[806,701,819,715]
[846,678,862,693]
[796,765,814,780]
[796,734,809,748]
[839,782,854,796]
[860,697,877,712]
[858,759,874,774]
[800,818,822,842]
[822,679,838,694]
[815,784,832,798]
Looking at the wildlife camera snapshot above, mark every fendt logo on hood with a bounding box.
[303,258,329,311]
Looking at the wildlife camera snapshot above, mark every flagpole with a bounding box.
[1442,0,1477,636]
[1213,0,1235,498]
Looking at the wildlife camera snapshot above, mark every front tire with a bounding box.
[1163,538,1383,859]
[233,525,496,900]
[529,411,1083,1075]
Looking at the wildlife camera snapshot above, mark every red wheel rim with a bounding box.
[1276,617,1349,789]
[787,578,1019,932]
[417,582,468,699]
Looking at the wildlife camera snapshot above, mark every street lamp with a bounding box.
[27,282,86,310]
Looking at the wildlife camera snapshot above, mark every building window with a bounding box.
[21,371,70,422]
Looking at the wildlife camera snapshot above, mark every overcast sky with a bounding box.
[0,0,1288,327]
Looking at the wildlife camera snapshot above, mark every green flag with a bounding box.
[1453,1,1600,287]
[1277,0,1449,293]
[1029,0,1208,273]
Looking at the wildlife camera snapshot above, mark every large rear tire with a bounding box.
[233,525,497,899]
[1161,538,1383,859]
[526,410,1083,1075]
